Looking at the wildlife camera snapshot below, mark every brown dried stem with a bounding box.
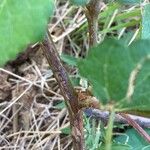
[85,108,150,128]
[119,113,150,143]
[41,33,85,150]
[85,0,102,46]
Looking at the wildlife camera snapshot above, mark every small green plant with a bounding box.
[0,0,150,149]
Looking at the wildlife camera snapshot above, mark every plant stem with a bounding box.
[85,0,102,46]
[84,108,150,128]
[41,33,85,150]
[120,113,150,143]
[105,109,115,150]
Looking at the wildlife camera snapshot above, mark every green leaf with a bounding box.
[54,101,66,109]
[142,4,150,40]
[100,143,131,150]
[61,54,77,66]
[0,0,54,66]
[61,127,71,135]
[70,76,80,86]
[117,0,141,4]
[78,39,150,113]
[84,117,102,149]
[70,0,90,6]
[115,128,150,150]
[110,144,131,150]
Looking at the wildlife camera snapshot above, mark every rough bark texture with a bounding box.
[41,34,85,150]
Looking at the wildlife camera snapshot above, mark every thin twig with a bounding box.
[84,108,150,128]
[119,113,150,143]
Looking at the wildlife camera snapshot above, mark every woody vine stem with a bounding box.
[41,1,102,149]
[42,32,84,150]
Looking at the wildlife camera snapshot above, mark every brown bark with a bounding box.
[85,0,102,46]
[119,113,150,143]
[41,34,85,150]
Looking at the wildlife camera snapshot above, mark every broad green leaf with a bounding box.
[0,0,54,66]
[70,0,90,6]
[78,39,150,113]
[100,143,131,150]
[117,0,141,4]
[142,4,150,40]
[115,128,150,150]
[110,144,131,150]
